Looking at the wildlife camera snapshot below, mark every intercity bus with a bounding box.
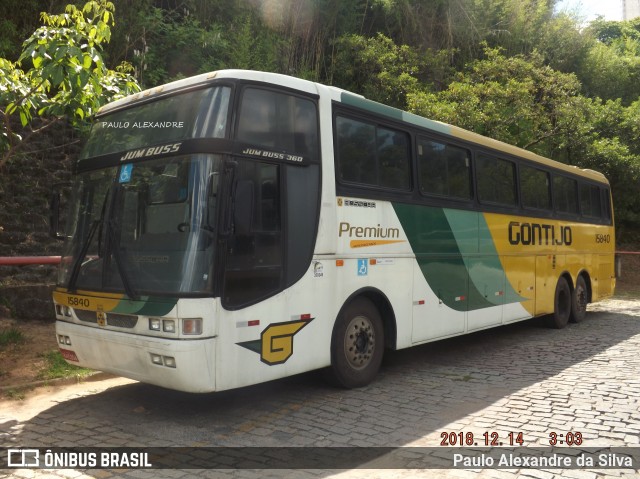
[51,70,616,393]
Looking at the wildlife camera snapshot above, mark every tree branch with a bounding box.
[522,129,561,150]
[0,116,64,169]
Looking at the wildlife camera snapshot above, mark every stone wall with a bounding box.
[0,120,78,320]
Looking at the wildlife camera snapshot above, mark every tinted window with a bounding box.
[418,139,471,200]
[237,88,319,161]
[336,116,410,190]
[580,184,602,218]
[476,154,516,206]
[554,175,578,214]
[521,165,551,210]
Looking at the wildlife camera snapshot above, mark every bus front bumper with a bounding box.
[55,320,216,393]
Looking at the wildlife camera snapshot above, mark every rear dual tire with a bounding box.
[547,275,588,329]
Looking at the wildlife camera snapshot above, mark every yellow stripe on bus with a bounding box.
[53,289,124,312]
[350,239,406,248]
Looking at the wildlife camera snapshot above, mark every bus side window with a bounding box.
[237,88,319,161]
[553,175,578,215]
[418,138,472,200]
[521,165,551,210]
[580,183,602,219]
[476,154,517,206]
[336,115,410,190]
[336,116,377,185]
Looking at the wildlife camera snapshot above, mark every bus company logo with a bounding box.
[119,142,182,162]
[508,221,572,246]
[237,318,314,365]
[96,310,107,327]
[338,221,405,249]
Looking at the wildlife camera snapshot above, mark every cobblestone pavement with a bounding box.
[1,300,639,479]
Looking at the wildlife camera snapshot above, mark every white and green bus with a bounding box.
[51,70,616,393]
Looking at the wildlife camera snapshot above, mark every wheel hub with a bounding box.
[576,286,587,311]
[344,315,375,370]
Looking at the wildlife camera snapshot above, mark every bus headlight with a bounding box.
[182,318,203,335]
[163,320,176,333]
[149,318,161,331]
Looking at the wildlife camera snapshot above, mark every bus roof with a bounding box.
[97,69,321,115]
[98,69,608,185]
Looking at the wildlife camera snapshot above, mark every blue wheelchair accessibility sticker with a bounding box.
[119,164,133,183]
[357,259,368,276]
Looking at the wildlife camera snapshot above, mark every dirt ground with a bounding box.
[0,315,59,389]
[1,254,639,391]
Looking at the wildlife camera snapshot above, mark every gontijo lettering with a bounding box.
[508,221,572,246]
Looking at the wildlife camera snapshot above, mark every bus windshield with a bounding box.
[81,86,230,159]
[58,154,222,296]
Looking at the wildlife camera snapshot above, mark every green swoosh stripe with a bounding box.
[392,203,524,311]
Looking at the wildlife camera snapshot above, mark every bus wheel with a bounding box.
[329,297,384,388]
[547,276,571,329]
[570,275,588,323]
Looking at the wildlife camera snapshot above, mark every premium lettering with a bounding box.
[508,221,572,246]
[339,222,400,239]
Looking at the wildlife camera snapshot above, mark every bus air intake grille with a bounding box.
[74,309,98,323]
[72,309,138,328]
[106,313,138,328]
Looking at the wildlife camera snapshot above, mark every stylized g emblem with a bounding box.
[237,318,313,365]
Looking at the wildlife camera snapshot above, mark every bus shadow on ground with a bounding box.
[7,303,640,476]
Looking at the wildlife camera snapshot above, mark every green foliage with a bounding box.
[407,47,587,157]
[0,0,140,165]
[577,20,640,104]
[38,350,93,380]
[226,15,283,73]
[330,33,450,109]
[0,327,25,349]
[1,0,640,228]
[331,34,418,108]
[536,13,592,73]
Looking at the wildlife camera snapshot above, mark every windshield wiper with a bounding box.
[66,219,101,293]
[67,186,112,293]
[108,217,139,301]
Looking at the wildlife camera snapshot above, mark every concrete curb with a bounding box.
[0,371,117,393]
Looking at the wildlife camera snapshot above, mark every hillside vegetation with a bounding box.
[1,0,640,235]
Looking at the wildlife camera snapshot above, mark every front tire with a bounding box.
[328,297,384,388]
[546,276,571,329]
[570,275,588,323]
